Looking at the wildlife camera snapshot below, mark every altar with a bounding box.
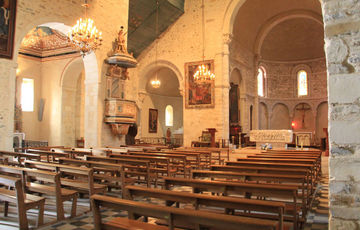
[250,130,293,149]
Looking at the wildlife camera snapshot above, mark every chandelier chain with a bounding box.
[193,0,215,83]
[68,0,103,56]
[151,0,161,88]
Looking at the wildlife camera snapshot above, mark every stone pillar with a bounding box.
[322,0,360,228]
[218,34,232,141]
[0,62,16,150]
[83,54,100,148]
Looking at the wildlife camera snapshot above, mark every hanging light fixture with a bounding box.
[68,0,103,56]
[193,0,215,83]
[151,0,161,89]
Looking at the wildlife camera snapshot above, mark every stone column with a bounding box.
[0,62,16,150]
[321,0,360,228]
[218,34,232,141]
[83,54,100,148]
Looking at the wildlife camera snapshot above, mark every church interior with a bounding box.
[0,0,359,229]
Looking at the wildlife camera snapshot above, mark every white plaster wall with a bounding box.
[16,56,42,141]
[140,94,183,139]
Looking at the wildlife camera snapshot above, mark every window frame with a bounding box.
[297,70,308,97]
[165,105,173,127]
[292,64,311,98]
[21,78,35,112]
[257,66,266,97]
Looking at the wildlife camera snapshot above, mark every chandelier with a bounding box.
[151,0,161,88]
[68,0,102,56]
[194,64,215,81]
[151,76,161,88]
[193,0,215,83]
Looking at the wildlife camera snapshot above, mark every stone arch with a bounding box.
[60,57,84,147]
[293,102,314,131]
[138,60,184,141]
[270,103,290,129]
[291,64,313,98]
[139,60,183,94]
[15,21,99,147]
[254,10,323,56]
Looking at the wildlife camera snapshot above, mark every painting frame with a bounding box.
[148,108,158,133]
[0,0,17,59]
[185,60,215,108]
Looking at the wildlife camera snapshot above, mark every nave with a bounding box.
[0,146,328,230]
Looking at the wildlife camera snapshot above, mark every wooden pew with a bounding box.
[91,194,278,230]
[0,150,41,165]
[58,158,128,192]
[86,155,153,187]
[0,175,45,229]
[63,149,93,158]
[237,158,320,177]
[163,177,300,229]
[14,146,69,152]
[109,154,176,179]
[226,161,317,183]
[24,160,107,197]
[262,149,321,155]
[125,185,286,230]
[191,170,309,213]
[210,165,314,197]
[0,164,78,220]
[247,154,322,176]
[26,149,69,162]
[155,150,204,168]
[127,151,188,177]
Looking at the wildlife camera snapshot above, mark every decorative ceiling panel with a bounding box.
[19,26,77,58]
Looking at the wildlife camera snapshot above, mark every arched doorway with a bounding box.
[15,23,98,147]
[139,65,183,146]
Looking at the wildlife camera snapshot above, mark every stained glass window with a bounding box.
[298,70,308,96]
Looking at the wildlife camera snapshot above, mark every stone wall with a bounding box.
[321,0,360,228]
[135,0,234,146]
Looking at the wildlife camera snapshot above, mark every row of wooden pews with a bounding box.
[0,148,112,229]
[89,148,322,230]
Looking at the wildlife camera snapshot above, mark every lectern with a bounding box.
[207,128,217,147]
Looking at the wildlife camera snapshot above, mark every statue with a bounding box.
[115,26,128,54]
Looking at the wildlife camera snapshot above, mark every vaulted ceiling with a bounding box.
[233,0,325,61]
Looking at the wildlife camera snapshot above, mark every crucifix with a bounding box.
[296,104,311,128]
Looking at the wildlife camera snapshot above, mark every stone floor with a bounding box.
[0,149,330,230]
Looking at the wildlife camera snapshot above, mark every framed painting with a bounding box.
[148,108,158,133]
[185,60,215,108]
[0,0,17,59]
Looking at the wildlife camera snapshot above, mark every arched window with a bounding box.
[165,105,173,126]
[21,78,34,112]
[257,67,265,97]
[298,70,308,96]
